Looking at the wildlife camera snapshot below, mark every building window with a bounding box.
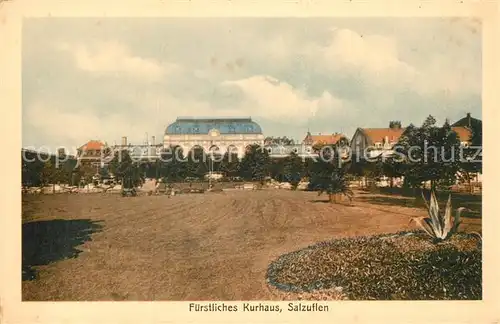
[228,125,236,133]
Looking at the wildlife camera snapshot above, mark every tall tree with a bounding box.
[269,158,286,182]
[239,144,271,183]
[308,143,353,202]
[160,145,187,181]
[109,150,142,186]
[397,115,462,190]
[220,151,240,178]
[185,147,208,179]
[282,151,304,189]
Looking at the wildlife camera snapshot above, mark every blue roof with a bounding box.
[165,117,263,135]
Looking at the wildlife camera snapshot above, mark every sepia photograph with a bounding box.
[1,1,498,323]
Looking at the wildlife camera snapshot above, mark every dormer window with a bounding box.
[375,142,382,149]
[193,126,200,134]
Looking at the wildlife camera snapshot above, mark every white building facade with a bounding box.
[163,117,265,158]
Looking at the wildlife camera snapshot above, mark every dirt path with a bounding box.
[22,190,481,301]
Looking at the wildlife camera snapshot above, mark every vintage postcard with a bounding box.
[1,0,499,323]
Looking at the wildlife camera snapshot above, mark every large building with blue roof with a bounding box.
[164,117,265,157]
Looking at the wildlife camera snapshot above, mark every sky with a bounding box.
[22,17,481,153]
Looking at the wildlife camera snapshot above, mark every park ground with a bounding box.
[22,188,482,301]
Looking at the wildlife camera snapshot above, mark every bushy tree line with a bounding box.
[354,115,482,193]
[22,114,481,197]
[22,151,79,188]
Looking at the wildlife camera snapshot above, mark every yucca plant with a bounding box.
[410,190,465,242]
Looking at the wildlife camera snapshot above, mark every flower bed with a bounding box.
[267,231,481,300]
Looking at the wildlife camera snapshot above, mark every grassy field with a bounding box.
[22,189,482,301]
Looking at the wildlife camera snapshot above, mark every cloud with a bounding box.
[57,41,175,81]
[221,75,345,122]
[305,28,419,91]
[22,18,481,150]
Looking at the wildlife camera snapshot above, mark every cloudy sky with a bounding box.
[22,18,481,152]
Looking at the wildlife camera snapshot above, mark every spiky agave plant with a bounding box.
[410,190,466,242]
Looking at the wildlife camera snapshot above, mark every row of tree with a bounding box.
[22,114,482,197]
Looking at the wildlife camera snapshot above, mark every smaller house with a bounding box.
[452,112,482,130]
[302,132,347,147]
[451,126,472,147]
[77,140,107,167]
[351,124,406,159]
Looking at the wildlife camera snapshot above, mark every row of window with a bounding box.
[173,125,255,134]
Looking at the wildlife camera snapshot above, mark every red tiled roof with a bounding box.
[304,133,346,145]
[360,126,471,144]
[79,140,106,151]
[361,128,405,144]
[451,126,472,142]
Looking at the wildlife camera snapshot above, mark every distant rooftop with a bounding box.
[176,116,253,122]
[166,116,262,135]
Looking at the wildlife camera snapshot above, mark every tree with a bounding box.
[308,143,353,202]
[397,115,462,191]
[160,145,187,181]
[185,147,208,179]
[269,158,286,182]
[265,136,295,145]
[109,150,142,187]
[40,160,56,188]
[73,164,95,186]
[282,151,304,189]
[239,144,271,183]
[220,151,240,178]
[389,120,402,129]
[308,159,353,203]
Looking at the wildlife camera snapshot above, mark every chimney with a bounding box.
[151,136,155,146]
[121,136,127,146]
[467,112,471,128]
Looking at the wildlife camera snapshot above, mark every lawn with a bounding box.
[22,189,482,301]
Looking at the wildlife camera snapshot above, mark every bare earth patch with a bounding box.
[22,189,481,301]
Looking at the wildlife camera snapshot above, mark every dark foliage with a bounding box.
[239,144,271,182]
[22,150,78,187]
[109,150,142,186]
[267,232,481,300]
[283,152,305,189]
[397,116,462,190]
[219,152,240,178]
[307,147,353,201]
